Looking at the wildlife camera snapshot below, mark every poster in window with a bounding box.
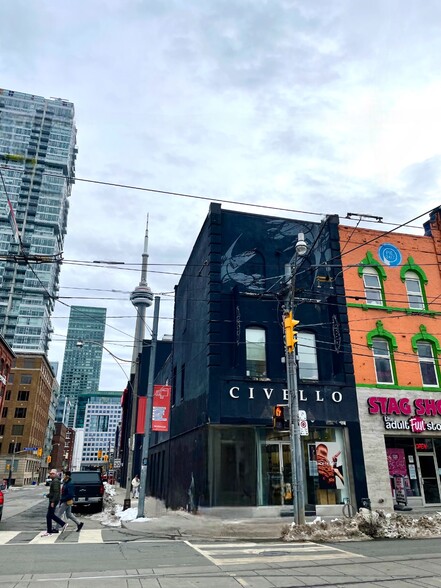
[316,441,345,490]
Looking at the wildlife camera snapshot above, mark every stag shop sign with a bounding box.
[367,396,441,433]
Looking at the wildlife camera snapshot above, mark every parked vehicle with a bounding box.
[70,471,104,513]
[0,486,4,521]
[45,476,51,486]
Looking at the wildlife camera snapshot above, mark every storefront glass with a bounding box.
[210,427,257,506]
[257,426,349,507]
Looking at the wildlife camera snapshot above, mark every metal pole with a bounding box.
[286,242,306,526]
[124,362,139,505]
[137,296,160,518]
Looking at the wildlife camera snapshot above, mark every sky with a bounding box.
[1,0,441,390]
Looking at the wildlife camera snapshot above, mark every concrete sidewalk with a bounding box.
[112,486,318,540]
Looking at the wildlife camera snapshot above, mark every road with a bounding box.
[1,488,441,587]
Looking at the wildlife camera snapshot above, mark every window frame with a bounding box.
[404,271,425,310]
[371,337,395,384]
[411,326,441,388]
[297,331,319,381]
[362,267,384,306]
[367,321,398,386]
[245,326,267,379]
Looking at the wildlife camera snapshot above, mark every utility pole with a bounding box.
[283,232,308,526]
[137,295,160,518]
[125,217,153,505]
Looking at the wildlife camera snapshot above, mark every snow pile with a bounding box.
[117,506,151,523]
[90,483,122,527]
[284,509,441,542]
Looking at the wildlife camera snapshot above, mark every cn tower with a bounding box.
[125,216,153,502]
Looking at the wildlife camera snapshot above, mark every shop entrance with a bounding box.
[260,442,293,506]
[418,453,441,504]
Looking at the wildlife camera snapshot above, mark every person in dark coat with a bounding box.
[41,468,67,536]
[56,471,83,532]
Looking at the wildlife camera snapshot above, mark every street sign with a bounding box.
[113,459,121,468]
[24,447,38,451]
[299,410,309,436]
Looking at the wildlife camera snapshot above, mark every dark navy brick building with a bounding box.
[148,204,367,515]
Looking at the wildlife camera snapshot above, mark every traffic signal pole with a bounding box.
[283,233,307,526]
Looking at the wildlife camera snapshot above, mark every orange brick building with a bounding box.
[339,207,441,510]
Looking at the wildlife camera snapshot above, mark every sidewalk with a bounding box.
[110,485,441,541]
[111,485,291,540]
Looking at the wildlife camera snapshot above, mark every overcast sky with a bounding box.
[1,0,441,390]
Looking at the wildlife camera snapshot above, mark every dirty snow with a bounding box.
[284,508,441,542]
[89,484,154,527]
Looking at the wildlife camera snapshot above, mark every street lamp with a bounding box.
[284,232,308,526]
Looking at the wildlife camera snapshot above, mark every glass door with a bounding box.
[260,442,293,506]
[418,454,441,504]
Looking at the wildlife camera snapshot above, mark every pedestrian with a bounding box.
[56,471,84,533]
[131,474,140,499]
[41,468,67,536]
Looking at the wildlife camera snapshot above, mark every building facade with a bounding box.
[339,207,441,510]
[146,204,367,515]
[0,353,55,485]
[0,335,14,418]
[80,392,121,472]
[59,306,106,426]
[0,88,77,353]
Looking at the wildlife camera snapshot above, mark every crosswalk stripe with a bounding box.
[77,529,104,544]
[186,541,363,566]
[0,531,20,544]
[29,532,59,544]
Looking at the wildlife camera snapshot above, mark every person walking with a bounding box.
[56,471,84,532]
[131,474,140,499]
[41,468,67,536]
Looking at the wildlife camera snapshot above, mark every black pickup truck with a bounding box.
[70,471,104,513]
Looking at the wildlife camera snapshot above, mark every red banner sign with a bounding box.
[152,385,171,432]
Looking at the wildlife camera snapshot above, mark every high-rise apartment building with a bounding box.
[59,306,106,426]
[0,88,77,353]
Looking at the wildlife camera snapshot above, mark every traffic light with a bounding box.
[284,311,300,353]
[273,405,287,430]
[37,448,42,457]
[47,455,51,463]
[103,454,109,462]
[97,450,102,459]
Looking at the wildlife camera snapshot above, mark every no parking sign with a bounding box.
[299,410,309,436]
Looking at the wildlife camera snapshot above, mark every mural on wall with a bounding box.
[221,219,334,292]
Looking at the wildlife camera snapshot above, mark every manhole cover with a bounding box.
[258,551,290,557]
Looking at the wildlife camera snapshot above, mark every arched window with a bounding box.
[411,326,441,387]
[367,321,398,385]
[400,257,428,311]
[297,332,318,380]
[245,326,267,378]
[416,342,438,386]
[362,267,383,306]
[372,338,394,384]
[405,271,424,309]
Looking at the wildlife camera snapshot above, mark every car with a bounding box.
[70,471,104,513]
[45,476,51,486]
[0,486,4,521]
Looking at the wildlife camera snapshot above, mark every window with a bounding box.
[405,271,424,310]
[20,374,32,384]
[372,338,394,384]
[7,374,14,384]
[14,407,27,418]
[245,327,267,378]
[8,442,21,454]
[363,267,383,305]
[2,407,7,418]
[297,332,319,380]
[17,390,29,401]
[417,342,438,386]
[11,424,24,436]
[23,358,34,368]
[5,390,11,400]
[0,425,4,435]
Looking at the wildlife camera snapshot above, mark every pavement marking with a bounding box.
[29,532,60,544]
[77,529,104,544]
[186,541,364,566]
[0,531,20,544]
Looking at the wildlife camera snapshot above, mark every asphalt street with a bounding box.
[2,487,441,587]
